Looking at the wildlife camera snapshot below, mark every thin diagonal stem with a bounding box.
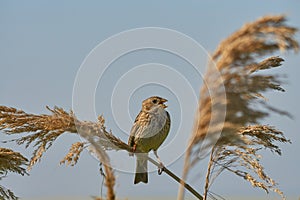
[204,146,215,200]
[147,156,203,200]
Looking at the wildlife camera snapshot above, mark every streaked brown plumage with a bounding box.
[128,96,171,184]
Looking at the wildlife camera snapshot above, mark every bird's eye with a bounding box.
[152,99,158,104]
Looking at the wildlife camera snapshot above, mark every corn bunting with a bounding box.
[128,96,171,184]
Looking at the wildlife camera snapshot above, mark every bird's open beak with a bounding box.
[160,98,168,108]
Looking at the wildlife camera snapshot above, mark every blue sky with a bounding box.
[1,1,300,199]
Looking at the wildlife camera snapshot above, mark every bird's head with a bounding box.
[142,96,168,112]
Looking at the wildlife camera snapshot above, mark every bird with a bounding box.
[128,96,171,184]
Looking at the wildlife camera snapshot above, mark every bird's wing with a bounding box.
[128,111,147,147]
[128,124,137,147]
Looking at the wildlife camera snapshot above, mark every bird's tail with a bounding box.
[134,154,148,184]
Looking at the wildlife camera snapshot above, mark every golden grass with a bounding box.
[0,106,77,170]
[0,148,28,200]
[0,106,193,199]
[60,142,85,166]
[179,15,298,200]
[0,14,298,200]
[0,106,119,200]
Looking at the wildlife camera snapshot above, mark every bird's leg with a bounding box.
[153,150,162,164]
[129,144,136,157]
[154,150,164,175]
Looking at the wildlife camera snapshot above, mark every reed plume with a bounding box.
[0,148,28,200]
[0,105,198,199]
[0,106,118,200]
[0,14,298,200]
[179,15,298,200]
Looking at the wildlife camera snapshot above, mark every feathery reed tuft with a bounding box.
[0,106,119,200]
[179,15,298,200]
[0,105,200,199]
[60,142,86,166]
[0,14,298,200]
[0,106,77,170]
[0,148,28,200]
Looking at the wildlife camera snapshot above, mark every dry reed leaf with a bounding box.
[179,15,298,200]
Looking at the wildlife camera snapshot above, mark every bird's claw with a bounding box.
[157,163,164,175]
[158,168,163,175]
